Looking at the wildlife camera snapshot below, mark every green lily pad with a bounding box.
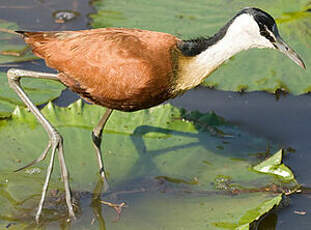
[0,19,37,63]
[0,71,65,118]
[91,0,311,95]
[0,101,299,229]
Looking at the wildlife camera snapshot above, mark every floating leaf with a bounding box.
[214,195,282,229]
[0,71,65,118]
[0,101,299,229]
[91,0,311,95]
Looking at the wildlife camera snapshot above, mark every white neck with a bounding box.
[174,14,273,93]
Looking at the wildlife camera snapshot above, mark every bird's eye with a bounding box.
[260,30,268,37]
[260,29,275,43]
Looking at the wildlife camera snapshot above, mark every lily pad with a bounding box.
[0,19,37,63]
[0,101,299,229]
[0,71,65,118]
[91,0,311,95]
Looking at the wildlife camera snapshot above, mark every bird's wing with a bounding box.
[19,28,180,111]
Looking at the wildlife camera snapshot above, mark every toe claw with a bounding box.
[14,160,37,172]
[14,142,52,172]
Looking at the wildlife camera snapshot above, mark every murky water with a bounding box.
[0,0,311,229]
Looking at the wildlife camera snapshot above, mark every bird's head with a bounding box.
[228,7,305,69]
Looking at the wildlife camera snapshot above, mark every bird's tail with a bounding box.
[0,28,22,36]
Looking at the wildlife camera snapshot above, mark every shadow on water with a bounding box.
[125,119,275,184]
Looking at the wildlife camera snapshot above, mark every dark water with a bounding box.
[0,0,94,30]
[0,0,311,229]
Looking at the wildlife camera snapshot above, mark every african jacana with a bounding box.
[3,7,305,222]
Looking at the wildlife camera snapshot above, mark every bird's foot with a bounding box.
[100,200,127,222]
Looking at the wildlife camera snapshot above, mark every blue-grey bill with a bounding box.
[275,36,306,70]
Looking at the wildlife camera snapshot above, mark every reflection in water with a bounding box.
[0,177,115,229]
[0,177,138,229]
[91,179,106,230]
[0,176,74,228]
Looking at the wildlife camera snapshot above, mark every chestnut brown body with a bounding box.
[21,28,182,111]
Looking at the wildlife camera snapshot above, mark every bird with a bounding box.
[3,7,305,223]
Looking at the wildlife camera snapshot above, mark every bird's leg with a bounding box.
[6,68,75,223]
[92,109,113,191]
